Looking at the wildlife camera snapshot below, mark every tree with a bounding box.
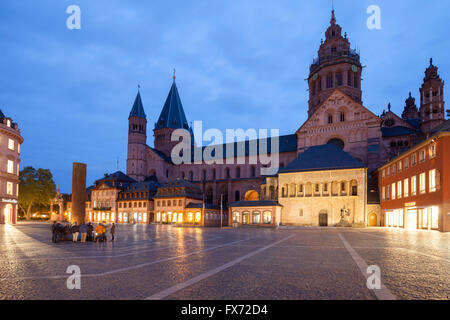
[19,167,56,220]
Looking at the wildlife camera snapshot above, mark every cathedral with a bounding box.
[123,10,446,226]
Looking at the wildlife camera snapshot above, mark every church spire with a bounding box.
[129,88,146,119]
[330,9,336,25]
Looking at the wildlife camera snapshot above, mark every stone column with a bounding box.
[71,162,87,224]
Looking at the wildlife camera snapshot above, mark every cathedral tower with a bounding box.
[402,92,419,120]
[419,58,445,133]
[307,10,362,117]
[153,74,191,157]
[127,89,147,181]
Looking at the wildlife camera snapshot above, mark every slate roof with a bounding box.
[279,144,367,174]
[185,203,221,210]
[431,119,450,134]
[154,179,203,200]
[229,200,282,207]
[129,91,146,119]
[405,118,421,130]
[94,171,136,188]
[155,81,190,130]
[381,126,415,137]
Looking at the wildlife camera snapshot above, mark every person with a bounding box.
[71,222,80,243]
[95,223,105,242]
[51,221,58,243]
[110,223,116,241]
[80,222,87,243]
[87,222,94,241]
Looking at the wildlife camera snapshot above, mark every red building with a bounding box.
[378,120,450,232]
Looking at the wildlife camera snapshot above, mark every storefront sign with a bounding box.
[404,202,416,207]
[2,198,18,204]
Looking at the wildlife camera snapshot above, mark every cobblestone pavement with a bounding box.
[0,222,448,300]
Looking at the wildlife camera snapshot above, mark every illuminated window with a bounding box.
[422,209,428,229]
[386,185,391,200]
[411,176,417,196]
[8,139,14,150]
[404,157,409,169]
[391,183,396,200]
[7,160,14,174]
[188,212,193,222]
[7,182,13,195]
[398,161,402,172]
[382,187,386,200]
[419,173,426,194]
[382,169,385,178]
[178,213,183,223]
[404,178,409,198]
[195,212,201,223]
[263,211,272,224]
[431,207,439,229]
[253,211,261,224]
[429,169,437,192]
[6,119,11,127]
[429,144,436,158]
[397,181,402,199]
[233,212,240,223]
[419,149,426,162]
[412,154,417,166]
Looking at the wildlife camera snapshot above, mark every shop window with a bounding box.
[263,211,272,224]
[253,211,261,224]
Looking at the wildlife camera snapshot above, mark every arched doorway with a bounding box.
[368,213,377,227]
[319,211,328,227]
[244,190,259,201]
[327,138,345,149]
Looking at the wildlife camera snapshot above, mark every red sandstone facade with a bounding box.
[378,127,450,232]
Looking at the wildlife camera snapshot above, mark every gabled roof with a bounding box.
[155,81,190,130]
[297,89,381,133]
[129,91,146,119]
[279,144,367,174]
[94,171,136,188]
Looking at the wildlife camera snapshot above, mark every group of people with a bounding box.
[51,221,116,243]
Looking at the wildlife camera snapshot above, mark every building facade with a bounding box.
[0,110,23,225]
[378,120,450,232]
[277,145,368,227]
[124,10,446,212]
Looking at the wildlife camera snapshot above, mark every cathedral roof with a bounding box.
[279,144,366,174]
[155,80,190,130]
[129,90,146,119]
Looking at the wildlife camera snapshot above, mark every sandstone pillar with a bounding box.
[71,162,87,224]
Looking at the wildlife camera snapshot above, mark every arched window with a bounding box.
[328,114,333,124]
[253,211,261,224]
[340,112,345,122]
[235,190,240,202]
[327,138,345,149]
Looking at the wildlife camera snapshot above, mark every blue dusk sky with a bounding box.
[0,0,449,193]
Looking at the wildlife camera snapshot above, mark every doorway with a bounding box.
[407,209,417,230]
[368,213,377,227]
[319,213,328,226]
[242,212,250,225]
